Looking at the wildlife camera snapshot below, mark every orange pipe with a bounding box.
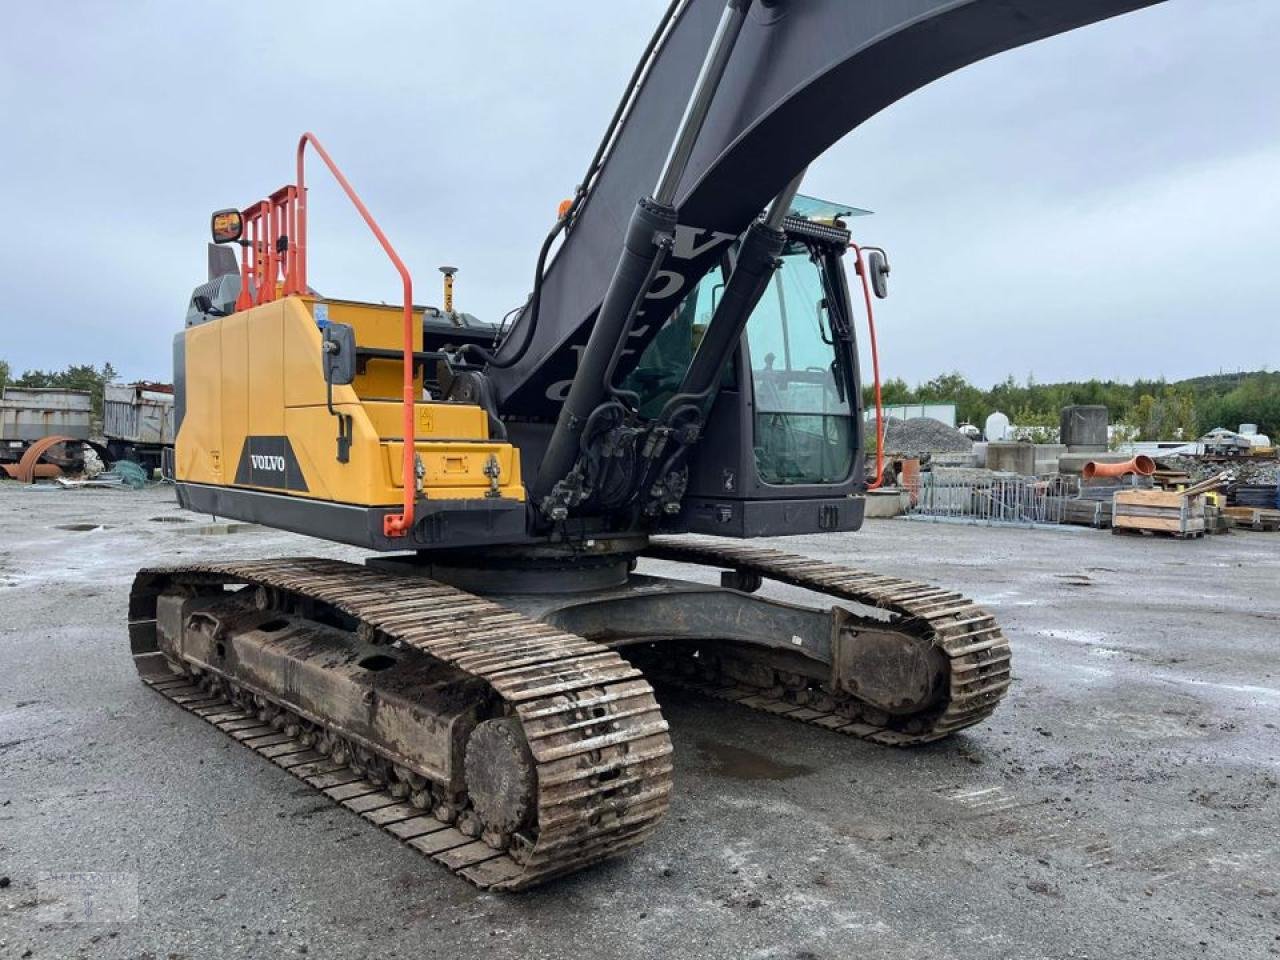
[899,458,921,506]
[296,133,417,539]
[850,243,885,491]
[1082,455,1155,481]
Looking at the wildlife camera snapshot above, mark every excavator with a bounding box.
[129,0,1163,890]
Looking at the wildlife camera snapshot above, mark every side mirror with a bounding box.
[866,249,890,299]
[211,208,244,244]
[322,323,357,386]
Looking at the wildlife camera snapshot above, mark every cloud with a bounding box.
[1,0,1275,387]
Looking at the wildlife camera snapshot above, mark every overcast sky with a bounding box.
[2,1,1276,388]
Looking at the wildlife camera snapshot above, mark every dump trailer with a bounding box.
[130,0,1165,890]
[0,387,92,463]
[103,382,175,475]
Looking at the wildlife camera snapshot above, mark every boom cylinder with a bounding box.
[532,0,753,513]
[533,198,678,509]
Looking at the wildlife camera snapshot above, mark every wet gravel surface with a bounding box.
[1,485,1278,960]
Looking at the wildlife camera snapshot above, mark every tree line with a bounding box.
[864,370,1280,441]
[3,359,1277,442]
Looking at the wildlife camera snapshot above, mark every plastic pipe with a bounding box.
[1082,455,1155,480]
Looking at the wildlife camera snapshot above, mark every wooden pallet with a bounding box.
[1112,526,1205,540]
[1222,506,1280,532]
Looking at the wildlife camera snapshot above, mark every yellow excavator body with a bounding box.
[176,295,524,506]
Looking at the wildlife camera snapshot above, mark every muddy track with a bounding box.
[642,537,1012,746]
[128,558,674,891]
[126,540,1010,890]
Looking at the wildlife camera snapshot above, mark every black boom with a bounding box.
[486,0,1163,421]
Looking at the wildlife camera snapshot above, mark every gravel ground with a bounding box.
[1,484,1278,960]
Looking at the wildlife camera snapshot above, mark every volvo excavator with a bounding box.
[130,0,1165,889]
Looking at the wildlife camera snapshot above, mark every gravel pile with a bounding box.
[1156,455,1278,485]
[881,417,974,456]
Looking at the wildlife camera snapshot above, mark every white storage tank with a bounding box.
[984,411,1011,442]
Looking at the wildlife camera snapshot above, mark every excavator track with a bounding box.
[128,558,673,891]
[640,537,1012,746]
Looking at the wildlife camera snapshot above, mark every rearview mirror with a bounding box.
[211,208,244,245]
[322,323,357,386]
[866,249,890,299]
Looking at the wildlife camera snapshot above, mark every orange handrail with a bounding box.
[295,132,417,538]
[850,243,885,491]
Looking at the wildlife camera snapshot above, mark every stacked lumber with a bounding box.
[1152,467,1194,490]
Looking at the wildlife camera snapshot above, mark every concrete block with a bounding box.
[1061,405,1108,453]
[864,489,906,518]
[985,441,1034,476]
[987,442,1066,476]
[1034,444,1067,476]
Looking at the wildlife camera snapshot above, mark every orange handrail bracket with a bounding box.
[850,243,885,492]
[295,132,417,538]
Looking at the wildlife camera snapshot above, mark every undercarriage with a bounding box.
[128,538,1010,890]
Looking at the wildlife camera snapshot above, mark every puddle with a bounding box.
[55,523,108,532]
[176,522,260,536]
[696,738,813,781]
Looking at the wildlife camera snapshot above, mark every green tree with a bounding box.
[0,358,9,393]
[858,367,1279,440]
[14,362,119,423]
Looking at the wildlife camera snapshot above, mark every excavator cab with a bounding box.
[644,202,873,537]
[626,240,857,484]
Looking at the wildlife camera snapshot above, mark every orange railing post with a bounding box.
[294,132,417,538]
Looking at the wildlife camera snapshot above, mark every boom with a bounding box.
[488,0,1163,418]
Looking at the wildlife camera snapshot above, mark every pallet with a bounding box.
[1222,506,1280,532]
[1112,526,1205,540]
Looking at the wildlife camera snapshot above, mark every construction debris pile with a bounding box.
[873,405,1280,539]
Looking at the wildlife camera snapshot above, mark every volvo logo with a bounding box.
[235,437,309,492]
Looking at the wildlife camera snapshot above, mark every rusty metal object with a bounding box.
[128,558,673,891]
[8,435,114,483]
[2,461,61,480]
[12,435,78,483]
